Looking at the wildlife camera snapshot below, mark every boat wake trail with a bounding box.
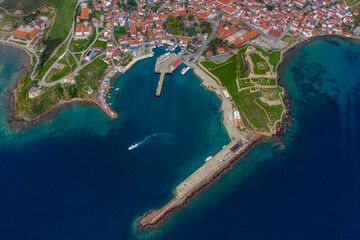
[128,133,179,150]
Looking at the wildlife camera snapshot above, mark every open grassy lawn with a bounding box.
[47,65,71,82]
[254,46,281,69]
[201,48,249,95]
[256,99,284,126]
[93,40,108,50]
[70,32,97,52]
[238,78,254,89]
[281,35,296,45]
[48,0,77,40]
[75,58,108,97]
[237,89,270,132]
[201,47,284,133]
[47,54,77,82]
[250,53,269,75]
[201,54,237,87]
[114,26,127,35]
[74,53,82,61]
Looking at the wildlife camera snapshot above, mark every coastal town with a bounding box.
[1,0,360,232]
[0,0,358,122]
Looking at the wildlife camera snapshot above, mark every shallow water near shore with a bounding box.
[1,37,360,239]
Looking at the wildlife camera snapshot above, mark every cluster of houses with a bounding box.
[217,0,357,38]
[75,3,93,39]
[73,0,359,64]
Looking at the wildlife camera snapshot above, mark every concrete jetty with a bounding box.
[156,73,165,96]
[137,133,262,231]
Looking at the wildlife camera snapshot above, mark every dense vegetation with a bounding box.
[119,0,138,11]
[165,15,185,35]
[205,38,226,55]
[0,0,56,14]
[200,21,212,35]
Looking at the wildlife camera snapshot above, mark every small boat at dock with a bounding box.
[205,156,212,162]
[181,66,191,75]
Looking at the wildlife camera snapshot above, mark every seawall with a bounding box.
[137,133,262,232]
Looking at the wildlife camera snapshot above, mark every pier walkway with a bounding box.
[156,73,165,96]
[175,140,246,199]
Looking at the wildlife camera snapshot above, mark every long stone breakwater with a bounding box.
[137,133,262,231]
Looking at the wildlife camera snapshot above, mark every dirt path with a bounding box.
[45,9,57,39]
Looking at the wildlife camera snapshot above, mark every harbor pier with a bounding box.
[156,73,165,96]
[154,53,182,96]
[137,133,262,231]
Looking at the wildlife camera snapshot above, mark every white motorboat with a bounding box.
[128,143,138,150]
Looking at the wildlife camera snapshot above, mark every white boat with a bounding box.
[128,143,138,150]
[115,88,119,91]
[205,156,213,162]
[181,66,191,75]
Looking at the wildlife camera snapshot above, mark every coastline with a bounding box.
[2,34,359,228]
[0,41,33,65]
[135,34,360,232]
[0,42,119,132]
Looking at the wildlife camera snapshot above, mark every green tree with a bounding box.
[188,13,194,21]
[266,4,274,11]
[167,14,175,22]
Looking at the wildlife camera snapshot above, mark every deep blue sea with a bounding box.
[0,38,359,240]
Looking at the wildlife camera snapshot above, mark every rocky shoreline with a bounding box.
[0,43,119,132]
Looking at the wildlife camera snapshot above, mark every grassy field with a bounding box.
[254,46,281,69]
[250,53,270,75]
[281,35,296,45]
[237,89,270,132]
[121,54,134,67]
[36,39,68,80]
[48,0,77,40]
[75,58,108,96]
[201,46,285,133]
[0,0,56,13]
[70,32,97,52]
[0,9,25,31]
[93,40,108,50]
[47,54,76,82]
[114,26,127,35]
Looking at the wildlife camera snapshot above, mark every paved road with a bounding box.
[42,0,80,66]
[38,0,82,87]
[183,12,221,63]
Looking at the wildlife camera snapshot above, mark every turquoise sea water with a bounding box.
[1,38,360,239]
